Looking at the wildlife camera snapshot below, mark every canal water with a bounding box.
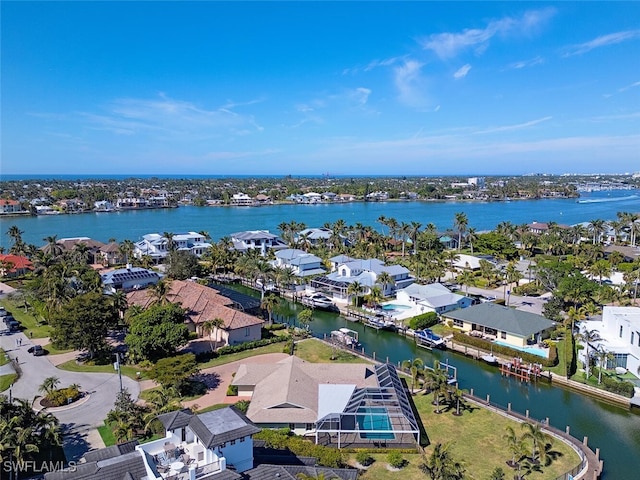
[237,286,639,479]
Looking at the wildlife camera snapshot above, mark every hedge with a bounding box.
[195,336,289,362]
[451,332,558,367]
[254,429,344,467]
[602,376,635,398]
[408,312,438,331]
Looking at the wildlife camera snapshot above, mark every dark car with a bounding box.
[28,345,45,356]
[6,319,20,331]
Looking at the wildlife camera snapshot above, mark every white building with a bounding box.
[579,306,640,375]
[396,283,472,315]
[101,266,161,294]
[273,249,327,277]
[230,192,255,206]
[134,232,212,262]
[230,230,287,256]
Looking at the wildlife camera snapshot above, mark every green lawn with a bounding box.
[197,342,286,369]
[0,373,18,392]
[0,349,8,366]
[294,338,371,364]
[97,423,117,447]
[548,338,568,377]
[42,343,75,356]
[197,403,232,413]
[57,359,145,381]
[0,298,52,338]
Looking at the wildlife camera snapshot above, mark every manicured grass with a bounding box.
[0,373,18,392]
[57,359,145,381]
[548,338,568,376]
[97,423,117,447]
[42,343,75,355]
[197,342,286,369]
[0,349,8,366]
[139,380,206,402]
[294,338,370,364]
[0,298,51,338]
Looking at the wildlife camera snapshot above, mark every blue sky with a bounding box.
[2,1,639,176]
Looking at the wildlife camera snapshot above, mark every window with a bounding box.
[501,331,507,339]
[453,319,464,328]
[620,325,624,338]
[245,327,250,337]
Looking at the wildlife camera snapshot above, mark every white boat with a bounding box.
[365,316,397,331]
[415,329,446,349]
[301,292,337,311]
[481,345,499,365]
[330,327,360,347]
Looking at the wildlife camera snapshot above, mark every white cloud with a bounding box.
[474,116,553,134]
[563,30,640,57]
[453,64,472,79]
[419,8,556,58]
[394,60,430,108]
[507,56,544,69]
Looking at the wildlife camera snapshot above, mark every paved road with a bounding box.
[0,330,140,462]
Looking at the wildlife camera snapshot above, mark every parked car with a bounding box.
[6,319,20,331]
[28,345,45,356]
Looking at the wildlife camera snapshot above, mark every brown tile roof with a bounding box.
[127,280,264,331]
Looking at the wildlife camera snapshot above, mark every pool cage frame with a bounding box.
[314,364,420,449]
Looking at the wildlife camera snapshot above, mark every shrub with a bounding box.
[409,312,439,331]
[226,385,238,396]
[195,336,288,362]
[254,429,344,467]
[46,386,81,407]
[386,450,405,469]
[355,451,374,466]
[451,332,557,367]
[602,376,635,397]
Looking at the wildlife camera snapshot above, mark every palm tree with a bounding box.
[588,219,606,245]
[453,212,468,250]
[503,425,524,468]
[376,271,395,296]
[521,422,545,463]
[42,235,63,257]
[419,442,465,480]
[577,328,602,379]
[457,270,475,295]
[38,376,61,397]
[347,281,364,307]
[202,318,225,352]
[425,361,448,413]
[595,345,614,385]
[588,259,612,285]
[401,358,424,393]
[150,279,172,305]
[260,293,281,326]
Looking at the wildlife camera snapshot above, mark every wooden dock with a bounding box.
[500,358,545,383]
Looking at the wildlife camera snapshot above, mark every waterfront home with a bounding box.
[229,230,287,256]
[0,254,34,278]
[312,256,414,300]
[93,199,115,211]
[45,406,259,479]
[127,280,264,346]
[99,241,125,265]
[442,302,555,349]
[230,192,255,206]
[272,249,327,277]
[296,227,332,246]
[134,232,212,262]
[0,199,24,214]
[232,356,420,448]
[579,306,640,375]
[41,236,106,264]
[101,266,161,294]
[396,283,472,315]
[451,253,485,271]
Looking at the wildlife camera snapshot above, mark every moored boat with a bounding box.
[300,292,338,311]
[415,328,446,349]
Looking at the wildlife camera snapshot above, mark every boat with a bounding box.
[414,329,446,349]
[480,345,499,365]
[365,315,397,331]
[330,327,360,348]
[300,292,338,311]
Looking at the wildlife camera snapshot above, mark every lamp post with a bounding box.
[114,353,123,393]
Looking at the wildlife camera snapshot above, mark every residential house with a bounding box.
[311,257,414,300]
[579,306,640,374]
[0,199,23,214]
[296,228,333,247]
[396,283,472,315]
[101,266,161,294]
[134,232,212,262]
[127,280,264,346]
[232,356,420,448]
[99,241,125,265]
[54,237,106,263]
[45,407,259,480]
[272,249,326,277]
[0,254,34,277]
[229,230,287,256]
[442,302,556,350]
[230,193,255,206]
[94,200,115,211]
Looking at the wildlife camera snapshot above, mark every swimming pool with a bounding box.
[357,407,395,439]
[493,340,548,358]
[381,304,412,311]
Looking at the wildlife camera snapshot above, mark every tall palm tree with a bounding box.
[347,281,364,307]
[150,279,172,305]
[419,442,465,480]
[401,358,424,393]
[521,422,546,463]
[425,361,448,413]
[577,328,602,379]
[588,219,606,245]
[595,345,614,385]
[453,212,468,250]
[376,271,395,296]
[38,376,61,397]
[42,235,63,257]
[202,318,225,352]
[260,293,281,326]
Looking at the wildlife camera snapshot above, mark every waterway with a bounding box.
[1,189,639,247]
[249,287,639,480]
[1,189,639,476]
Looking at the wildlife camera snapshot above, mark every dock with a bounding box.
[500,357,546,383]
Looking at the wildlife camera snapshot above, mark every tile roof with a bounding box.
[0,254,34,272]
[127,280,264,330]
[44,451,147,480]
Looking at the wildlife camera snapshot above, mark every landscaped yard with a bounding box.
[0,373,18,392]
[352,391,580,480]
[294,338,370,364]
[57,358,146,381]
[0,298,52,338]
[197,342,286,369]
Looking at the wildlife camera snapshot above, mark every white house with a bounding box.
[101,266,161,294]
[579,306,640,375]
[396,283,472,315]
[311,257,414,300]
[273,249,326,277]
[230,230,287,256]
[134,232,212,262]
[230,192,255,206]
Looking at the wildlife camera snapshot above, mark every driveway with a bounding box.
[0,331,140,462]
